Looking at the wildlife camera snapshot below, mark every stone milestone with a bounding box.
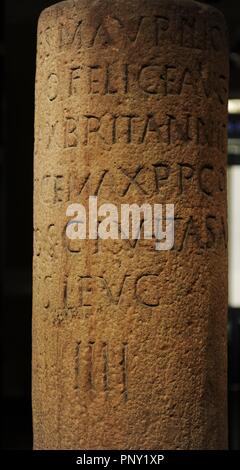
[33,0,229,449]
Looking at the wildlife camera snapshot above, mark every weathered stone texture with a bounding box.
[33,0,229,449]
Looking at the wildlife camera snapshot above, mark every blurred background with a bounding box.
[0,0,239,450]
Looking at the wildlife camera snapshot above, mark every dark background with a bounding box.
[0,0,239,450]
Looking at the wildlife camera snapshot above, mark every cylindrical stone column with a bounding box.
[33,0,229,449]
